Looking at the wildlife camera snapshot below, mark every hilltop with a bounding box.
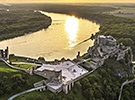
[0,3,135,100]
[0,35,134,100]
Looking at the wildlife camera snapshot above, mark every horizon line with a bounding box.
[0,2,135,4]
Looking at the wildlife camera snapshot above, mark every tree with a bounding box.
[84,88,94,100]
[0,90,3,95]
[5,85,12,93]
[81,78,91,90]
[75,81,82,89]
[3,76,8,81]
[38,57,45,61]
[118,38,134,46]
[35,95,43,100]
[94,89,102,99]
[47,93,56,100]
[11,74,25,86]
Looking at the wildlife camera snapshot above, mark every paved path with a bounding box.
[1,59,45,100]
[2,59,28,73]
[118,79,135,100]
[8,86,46,100]
[11,62,41,66]
[118,80,128,100]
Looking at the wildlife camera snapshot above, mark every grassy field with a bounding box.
[102,4,135,18]
[0,60,18,74]
[9,56,28,62]
[1,3,135,100]
[13,64,33,69]
[0,60,44,100]
[9,55,37,69]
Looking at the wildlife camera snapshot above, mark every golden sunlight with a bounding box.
[65,16,79,47]
[1,0,134,3]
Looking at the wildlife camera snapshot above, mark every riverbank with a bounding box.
[38,3,135,59]
[0,11,99,60]
[1,4,135,59]
[0,4,135,100]
[0,9,52,41]
[3,34,134,99]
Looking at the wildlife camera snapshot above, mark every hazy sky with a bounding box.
[1,0,135,3]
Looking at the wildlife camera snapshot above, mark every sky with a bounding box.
[0,0,135,3]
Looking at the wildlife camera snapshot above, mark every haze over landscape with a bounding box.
[0,0,135,3]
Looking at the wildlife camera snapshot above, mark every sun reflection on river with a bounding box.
[65,16,79,47]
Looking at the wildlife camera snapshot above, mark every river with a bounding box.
[0,12,100,61]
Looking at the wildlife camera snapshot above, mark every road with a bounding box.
[8,86,46,100]
[118,61,135,100]
[118,79,135,100]
[118,80,128,100]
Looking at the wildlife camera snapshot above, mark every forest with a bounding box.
[40,4,135,59]
[0,9,52,41]
[10,3,134,58]
[0,3,135,100]
[13,58,134,100]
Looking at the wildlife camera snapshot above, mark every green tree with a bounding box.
[118,38,134,46]
[3,76,8,81]
[5,85,12,93]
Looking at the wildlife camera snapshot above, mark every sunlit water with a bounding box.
[0,12,100,61]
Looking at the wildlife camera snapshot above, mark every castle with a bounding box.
[1,35,133,95]
[87,35,133,61]
[32,60,88,94]
[83,35,134,77]
[0,46,9,60]
[31,35,133,94]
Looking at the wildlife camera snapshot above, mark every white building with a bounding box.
[34,60,88,94]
